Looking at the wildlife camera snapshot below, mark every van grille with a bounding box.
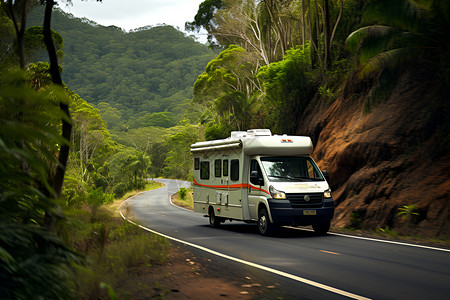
[286,193,323,208]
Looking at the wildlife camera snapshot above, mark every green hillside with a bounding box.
[28,7,215,128]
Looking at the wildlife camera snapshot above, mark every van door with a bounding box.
[248,158,266,220]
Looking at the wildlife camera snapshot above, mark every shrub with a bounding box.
[178,187,187,200]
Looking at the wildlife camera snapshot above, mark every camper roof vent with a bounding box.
[247,129,272,136]
[230,131,247,139]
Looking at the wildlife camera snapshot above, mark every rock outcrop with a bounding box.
[298,70,450,238]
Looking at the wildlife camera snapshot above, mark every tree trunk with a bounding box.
[43,0,71,198]
[3,0,29,68]
[323,0,331,69]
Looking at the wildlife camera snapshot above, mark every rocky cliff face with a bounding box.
[297,70,450,238]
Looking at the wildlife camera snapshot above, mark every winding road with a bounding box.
[122,179,450,300]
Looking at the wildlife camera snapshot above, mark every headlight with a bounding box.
[324,189,332,199]
[269,185,286,199]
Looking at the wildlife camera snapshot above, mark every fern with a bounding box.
[0,69,82,299]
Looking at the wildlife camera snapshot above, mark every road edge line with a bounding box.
[118,200,371,300]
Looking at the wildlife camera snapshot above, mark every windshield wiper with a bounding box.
[269,175,305,181]
[268,175,324,181]
[292,177,324,181]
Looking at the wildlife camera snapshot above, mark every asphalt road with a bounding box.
[123,179,450,300]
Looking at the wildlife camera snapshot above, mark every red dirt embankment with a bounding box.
[297,70,450,239]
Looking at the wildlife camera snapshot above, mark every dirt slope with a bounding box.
[297,70,450,238]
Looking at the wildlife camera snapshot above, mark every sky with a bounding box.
[58,0,207,41]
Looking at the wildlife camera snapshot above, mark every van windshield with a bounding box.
[260,157,324,182]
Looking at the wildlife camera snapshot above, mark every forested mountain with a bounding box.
[28,7,215,128]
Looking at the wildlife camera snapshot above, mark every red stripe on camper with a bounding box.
[192,177,270,196]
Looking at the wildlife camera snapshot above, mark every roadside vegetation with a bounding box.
[65,197,170,299]
[172,187,194,210]
[1,0,448,298]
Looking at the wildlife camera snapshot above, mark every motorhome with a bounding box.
[190,129,334,235]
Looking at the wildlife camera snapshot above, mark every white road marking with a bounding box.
[120,180,448,299]
[119,197,371,300]
[286,226,450,253]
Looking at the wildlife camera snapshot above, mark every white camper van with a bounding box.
[190,129,334,236]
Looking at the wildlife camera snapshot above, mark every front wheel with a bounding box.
[312,221,330,235]
[258,207,277,236]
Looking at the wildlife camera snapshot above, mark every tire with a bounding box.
[312,221,330,235]
[209,207,221,228]
[258,207,276,236]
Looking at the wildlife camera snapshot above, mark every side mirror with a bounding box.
[322,170,330,183]
[250,171,262,185]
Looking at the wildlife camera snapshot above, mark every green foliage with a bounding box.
[185,0,225,47]
[28,7,216,126]
[397,204,420,222]
[346,0,450,111]
[178,187,188,200]
[0,7,15,64]
[377,226,399,238]
[348,211,363,230]
[95,102,124,130]
[162,122,200,179]
[88,187,114,210]
[318,85,336,102]
[204,121,233,140]
[64,207,169,299]
[258,44,315,133]
[193,44,260,131]
[127,111,177,129]
[24,26,64,63]
[0,69,82,299]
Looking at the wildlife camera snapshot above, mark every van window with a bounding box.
[250,159,264,185]
[215,159,222,177]
[307,160,321,179]
[200,161,210,180]
[194,158,200,170]
[230,159,239,181]
[261,157,324,182]
[223,159,229,177]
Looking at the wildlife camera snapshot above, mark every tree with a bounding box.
[0,0,38,68]
[71,94,111,182]
[43,0,71,203]
[258,43,315,133]
[185,0,225,47]
[193,44,262,132]
[162,122,199,179]
[24,25,63,64]
[0,5,16,64]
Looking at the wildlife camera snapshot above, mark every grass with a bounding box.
[61,180,170,299]
[171,187,193,210]
[119,181,165,202]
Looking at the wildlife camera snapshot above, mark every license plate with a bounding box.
[303,210,316,216]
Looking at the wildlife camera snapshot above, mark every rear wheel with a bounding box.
[209,207,221,228]
[312,221,330,235]
[258,207,276,236]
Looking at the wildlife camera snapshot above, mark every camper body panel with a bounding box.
[191,130,334,232]
[192,145,248,221]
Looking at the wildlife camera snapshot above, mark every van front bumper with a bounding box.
[267,198,334,226]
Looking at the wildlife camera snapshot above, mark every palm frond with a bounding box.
[358,47,416,78]
[363,0,428,34]
[346,25,401,63]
